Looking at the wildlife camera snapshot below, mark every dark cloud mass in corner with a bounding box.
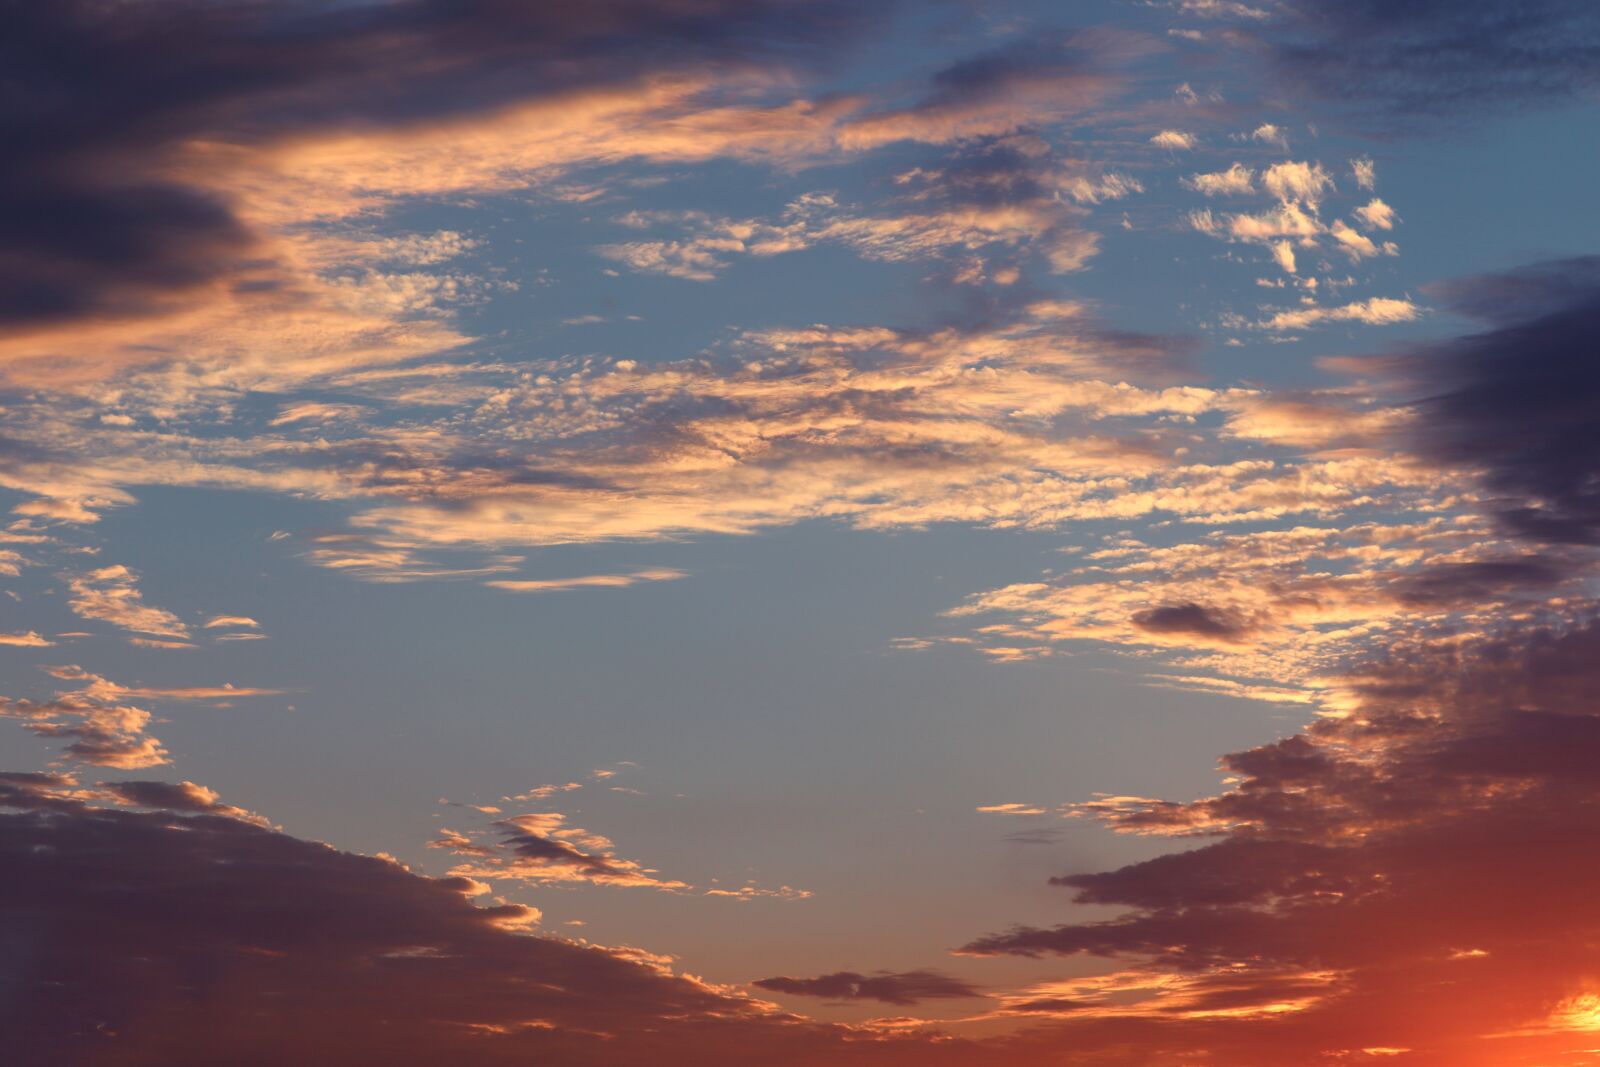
[0,0,877,328]
[959,616,1600,1061]
[1264,0,1600,121]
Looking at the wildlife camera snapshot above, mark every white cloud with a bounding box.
[1261,297,1421,330]
[1184,163,1255,196]
[1261,161,1334,205]
[1354,198,1397,230]
[1150,130,1198,150]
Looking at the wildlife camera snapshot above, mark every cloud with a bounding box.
[0,3,925,401]
[0,631,54,647]
[952,606,1600,1060]
[0,306,1202,570]
[834,37,1126,150]
[1150,130,1199,150]
[598,143,1121,284]
[1,698,166,769]
[946,505,1592,706]
[434,810,691,891]
[1260,161,1333,206]
[204,615,261,629]
[1249,123,1288,147]
[66,565,188,639]
[485,569,687,594]
[1252,0,1600,123]
[1169,0,1272,19]
[1327,219,1394,260]
[0,0,877,336]
[977,803,1048,815]
[0,664,282,769]
[1394,257,1600,543]
[1131,601,1256,642]
[102,778,269,826]
[754,970,987,1006]
[1354,198,1395,230]
[1182,155,1403,277]
[1184,164,1256,196]
[1260,297,1420,330]
[2,780,977,1066]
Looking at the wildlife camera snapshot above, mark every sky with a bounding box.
[3,1,1600,1063]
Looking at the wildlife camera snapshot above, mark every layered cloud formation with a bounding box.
[3,1,1599,1064]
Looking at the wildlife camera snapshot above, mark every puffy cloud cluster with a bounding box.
[1185,157,1400,296]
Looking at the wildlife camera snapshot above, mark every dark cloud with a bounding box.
[0,780,1035,1067]
[1402,257,1600,544]
[1132,601,1254,641]
[1386,554,1573,607]
[754,970,986,1006]
[0,0,877,329]
[1259,0,1600,123]
[957,612,1600,1061]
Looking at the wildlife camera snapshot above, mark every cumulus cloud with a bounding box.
[1260,161,1334,205]
[1353,197,1397,229]
[1150,130,1199,150]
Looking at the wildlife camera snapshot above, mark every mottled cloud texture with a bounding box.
[3,1,1600,1064]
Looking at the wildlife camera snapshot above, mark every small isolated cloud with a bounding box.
[204,615,261,629]
[0,631,54,647]
[1150,130,1198,150]
[1250,123,1288,147]
[485,568,687,594]
[1352,157,1377,190]
[977,803,1048,815]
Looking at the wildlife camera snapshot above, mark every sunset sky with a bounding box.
[5,2,1600,1064]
